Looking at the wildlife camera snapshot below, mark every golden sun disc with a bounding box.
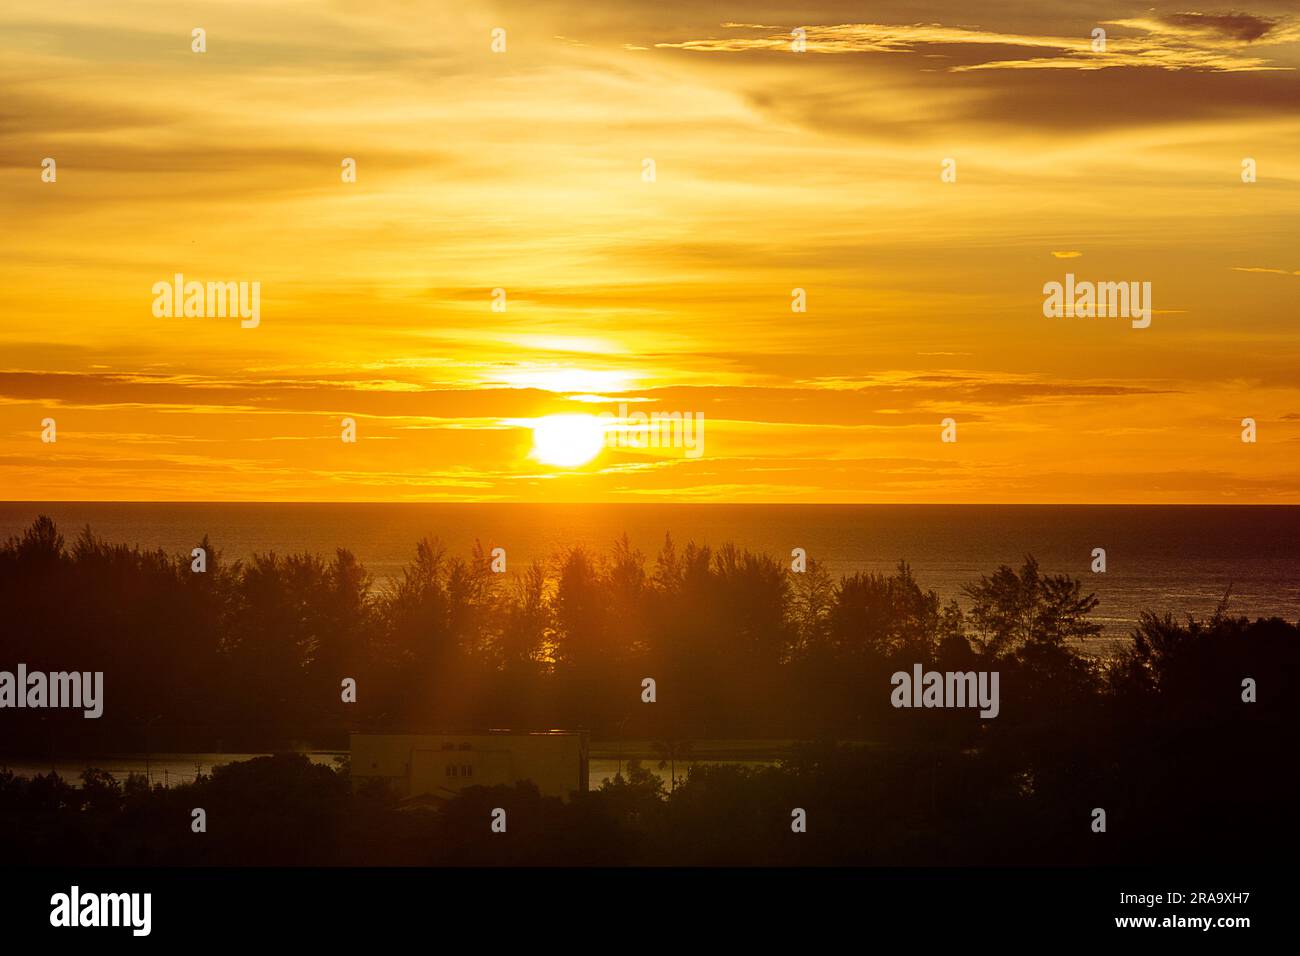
[530,414,605,467]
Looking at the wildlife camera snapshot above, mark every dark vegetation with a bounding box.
[1,515,1296,864]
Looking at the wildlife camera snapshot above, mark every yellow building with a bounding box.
[350,731,588,802]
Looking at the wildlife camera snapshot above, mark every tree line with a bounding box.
[0,515,1295,755]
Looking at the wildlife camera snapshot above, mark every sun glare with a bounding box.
[531,414,606,467]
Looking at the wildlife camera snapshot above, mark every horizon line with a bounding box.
[1,500,1297,508]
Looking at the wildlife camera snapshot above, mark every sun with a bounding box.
[530,414,606,467]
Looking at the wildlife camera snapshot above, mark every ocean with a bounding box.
[2,503,1297,651]
[0,746,771,792]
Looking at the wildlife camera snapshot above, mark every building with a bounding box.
[350,731,588,802]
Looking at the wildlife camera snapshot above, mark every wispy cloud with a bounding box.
[657,16,1300,72]
[1233,266,1300,276]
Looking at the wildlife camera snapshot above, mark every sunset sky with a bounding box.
[2,0,1298,502]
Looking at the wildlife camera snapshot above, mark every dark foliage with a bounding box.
[1,517,1295,864]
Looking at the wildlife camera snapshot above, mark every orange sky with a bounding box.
[1,1,1298,502]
